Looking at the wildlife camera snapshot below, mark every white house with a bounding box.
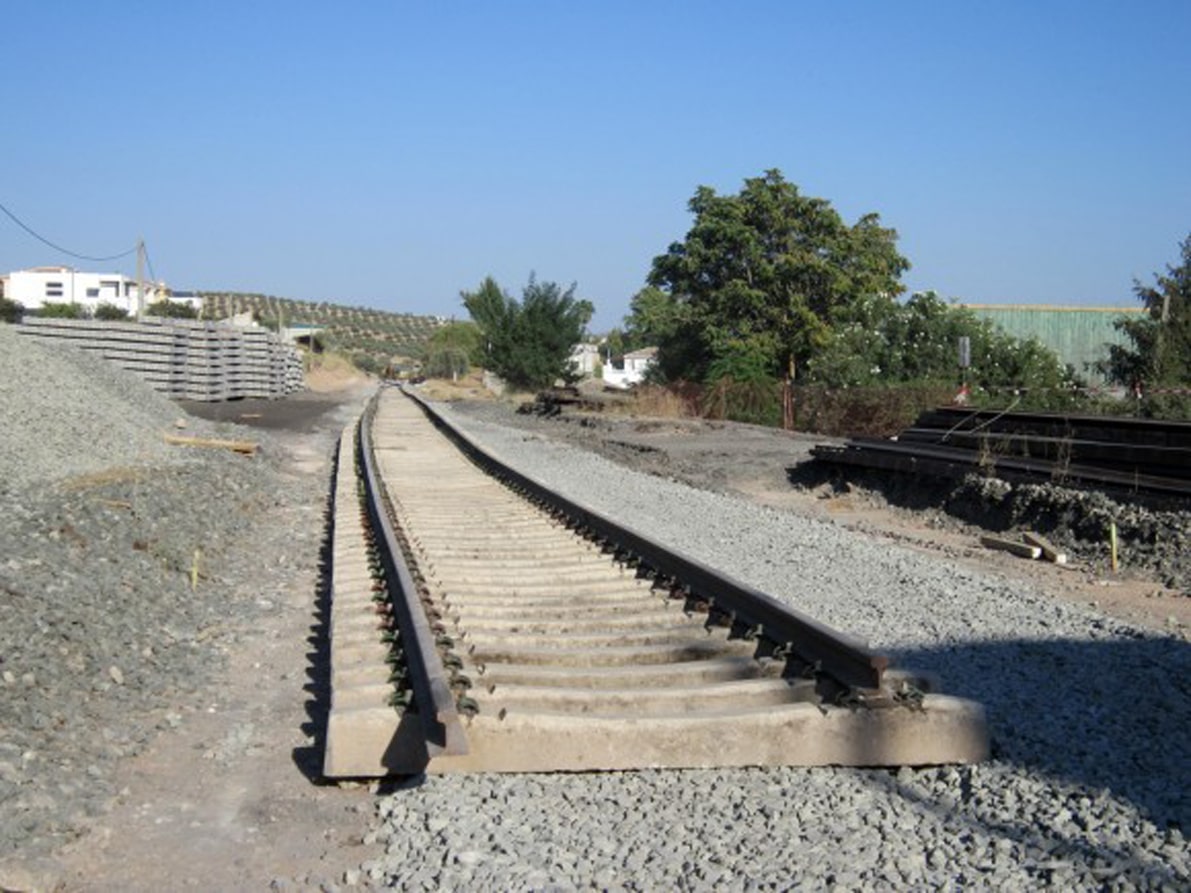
[568,342,601,378]
[2,267,168,315]
[603,346,658,389]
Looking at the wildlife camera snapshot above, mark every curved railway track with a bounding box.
[324,387,988,775]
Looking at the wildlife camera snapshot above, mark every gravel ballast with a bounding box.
[360,399,1189,890]
[1,331,1187,892]
[0,327,315,868]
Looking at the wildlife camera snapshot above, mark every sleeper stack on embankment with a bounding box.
[15,317,304,401]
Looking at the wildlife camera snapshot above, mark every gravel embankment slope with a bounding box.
[358,399,1189,891]
[0,327,307,870]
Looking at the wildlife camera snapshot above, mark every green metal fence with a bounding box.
[963,304,1144,384]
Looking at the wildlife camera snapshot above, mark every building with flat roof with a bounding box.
[2,266,168,315]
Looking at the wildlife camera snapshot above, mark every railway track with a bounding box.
[324,387,988,776]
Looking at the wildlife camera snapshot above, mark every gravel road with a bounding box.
[1,328,1186,892]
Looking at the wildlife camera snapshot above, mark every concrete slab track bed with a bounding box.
[324,388,988,775]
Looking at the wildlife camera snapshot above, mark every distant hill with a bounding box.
[198,291,445,371]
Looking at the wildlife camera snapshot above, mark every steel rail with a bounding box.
[401,386,888,694]
[918,408,1191,449]
[814,438,1191,498]
[896,428,1191,478]
[357,394,468,756]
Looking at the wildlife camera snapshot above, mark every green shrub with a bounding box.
[93,302,130,320]
[145,299,199,319]
[424,347,471,380]
[0,296,24,324]
[790,383,956,437]
[37,302,86,319]
[701,376,782,427]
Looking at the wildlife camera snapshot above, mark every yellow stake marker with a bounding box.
[1109,522,1118,573]
[191,548,202,591]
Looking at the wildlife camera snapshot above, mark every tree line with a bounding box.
[458,169,1187,420]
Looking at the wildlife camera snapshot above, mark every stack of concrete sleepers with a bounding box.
[15,317,305,401]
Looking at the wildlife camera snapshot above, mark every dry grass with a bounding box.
[418,370,497,402]
[304,352,373,393]
[630,385,698,419]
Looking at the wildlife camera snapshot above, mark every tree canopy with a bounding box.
[642,170,910,382]
[462,274,591,389]
[1102,233,1191,392]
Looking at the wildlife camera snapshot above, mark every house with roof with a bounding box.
[603,346,658,389]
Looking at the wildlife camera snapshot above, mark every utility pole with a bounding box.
[135,237,145,320]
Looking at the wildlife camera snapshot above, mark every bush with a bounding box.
[348,351,383,375]
[93,302,130,320]
[0,296,24,324]
[617,380,956,435]
[791,383,956,437]
[807,291,1078,397]
[1136,392,1191,421]
[37,302,86,319]
[701,376,782,427]
[424,347,470,380]
[145,299,198,319]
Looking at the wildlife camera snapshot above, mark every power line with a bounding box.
[0,199,138,263]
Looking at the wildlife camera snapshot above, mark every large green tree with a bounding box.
[462,274,591,389]
[1103,233,1191,392]
[643,170,910,384]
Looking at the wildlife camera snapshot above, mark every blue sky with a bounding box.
[2,2,1188,331]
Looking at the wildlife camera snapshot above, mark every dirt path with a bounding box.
[44,384,383,892]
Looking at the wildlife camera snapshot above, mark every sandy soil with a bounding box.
[16,383,1185,891]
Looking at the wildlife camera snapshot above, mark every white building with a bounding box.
[2,267,168,315]
[568,342,601,378]
[603,346,658,389]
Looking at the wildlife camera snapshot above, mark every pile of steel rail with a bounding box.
[812,407,1191,498]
